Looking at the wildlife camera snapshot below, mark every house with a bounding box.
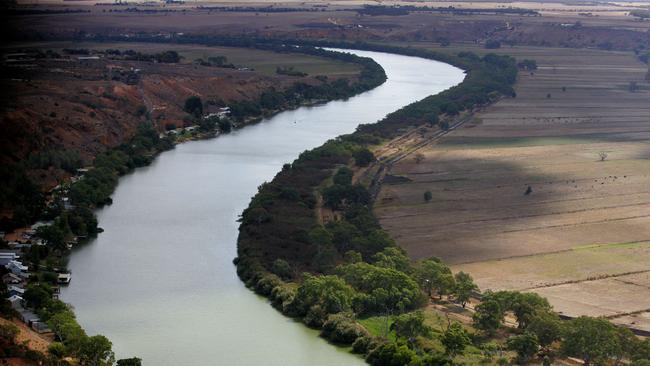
[204,106,230,120]
[8,241,32,250]
[2,273,23,285]
[7,285,25,297]
[31,321,52,334]
[57,273,72,285]
[0,251,20,266]
[6,260,29,278]
[19,309,39,325]
[7,295,23,310]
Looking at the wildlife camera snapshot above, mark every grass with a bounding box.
[358,315,396,341]
[13,41,361,77]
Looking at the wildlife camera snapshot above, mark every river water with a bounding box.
[60,49,464,365]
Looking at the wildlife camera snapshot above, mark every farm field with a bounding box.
[374,44,650,330]
[10,41,361,77]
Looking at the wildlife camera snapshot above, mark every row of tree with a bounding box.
[232,38,650,365]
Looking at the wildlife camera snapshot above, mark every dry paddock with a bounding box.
[374,45,650,329]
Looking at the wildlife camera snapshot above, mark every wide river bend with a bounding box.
[61,49,465,365]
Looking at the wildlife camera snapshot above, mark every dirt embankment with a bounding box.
[0,51,323,190]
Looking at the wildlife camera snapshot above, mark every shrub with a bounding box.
[321,313,369,344]
[353,149,375,167]
[271,259,293,280]
[184,96,203,117]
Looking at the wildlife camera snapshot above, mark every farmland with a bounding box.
[17,41,361,77]
[374,44,650,330]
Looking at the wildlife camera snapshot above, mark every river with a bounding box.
[60,49,465,365]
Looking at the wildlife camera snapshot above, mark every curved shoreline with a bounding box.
[60,48,465,364]
[235,43,517,362]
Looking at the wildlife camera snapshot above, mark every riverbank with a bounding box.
[235,41,519,364]
[1,42,386,365]
[235,41,650,365]
[58,49,463,365]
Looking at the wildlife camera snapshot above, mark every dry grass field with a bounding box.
[374,44,650,329]
[13,41,360,77]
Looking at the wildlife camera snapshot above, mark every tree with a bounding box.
[415,258,455,299]
[271,259,293,280]
[390,311,431,343]
[218,119,232,133]
[333,167,354,186]
[372,247,410,272]
[441,322,471,357]
[337,262,425,314]
[117,358,142,366]
[472,298,503,335]
[598,151,608,161]
[183,96,203,117]
[353,149,375,167]
[485,40,501,49]
[48,311,88,355]
[208,56,228,66]
[293,274,355,317]
[80,335,115,366]
[366,341,416,366]
[453,271,478,308]
[423,191,432,203]
[24,283,54,308]
[507,332,539,362]
[48,342,67,358]
[526,311,561,347]
[561,316,621,366]
[510,292,551,329]
[36,224,67,251]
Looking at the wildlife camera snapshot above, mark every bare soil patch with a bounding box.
[374,45,650,327]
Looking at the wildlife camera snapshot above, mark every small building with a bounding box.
[2,273,23,285]
[7,285,25,297]
[0,252,20,266]
[31,321,52,334]
[6,260,29,278]
[57,273,72,285]
[19,309,39,325]
[8,241,32,250]
[7,295,23,310]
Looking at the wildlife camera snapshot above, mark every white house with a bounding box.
[0,252,19,266]
[7,285,25,297]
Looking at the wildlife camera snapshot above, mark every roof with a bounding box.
[8,285,25,294]
[7,295,22,303]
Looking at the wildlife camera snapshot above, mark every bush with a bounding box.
[353,149,375,167]
[352,336,378,354]
[184,96,203,117]
[366,342,416,366]
[321,313,369,344]
[485,40,501,49]
[271,259,293,280]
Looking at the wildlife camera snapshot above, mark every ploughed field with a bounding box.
[374,45,650,331]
